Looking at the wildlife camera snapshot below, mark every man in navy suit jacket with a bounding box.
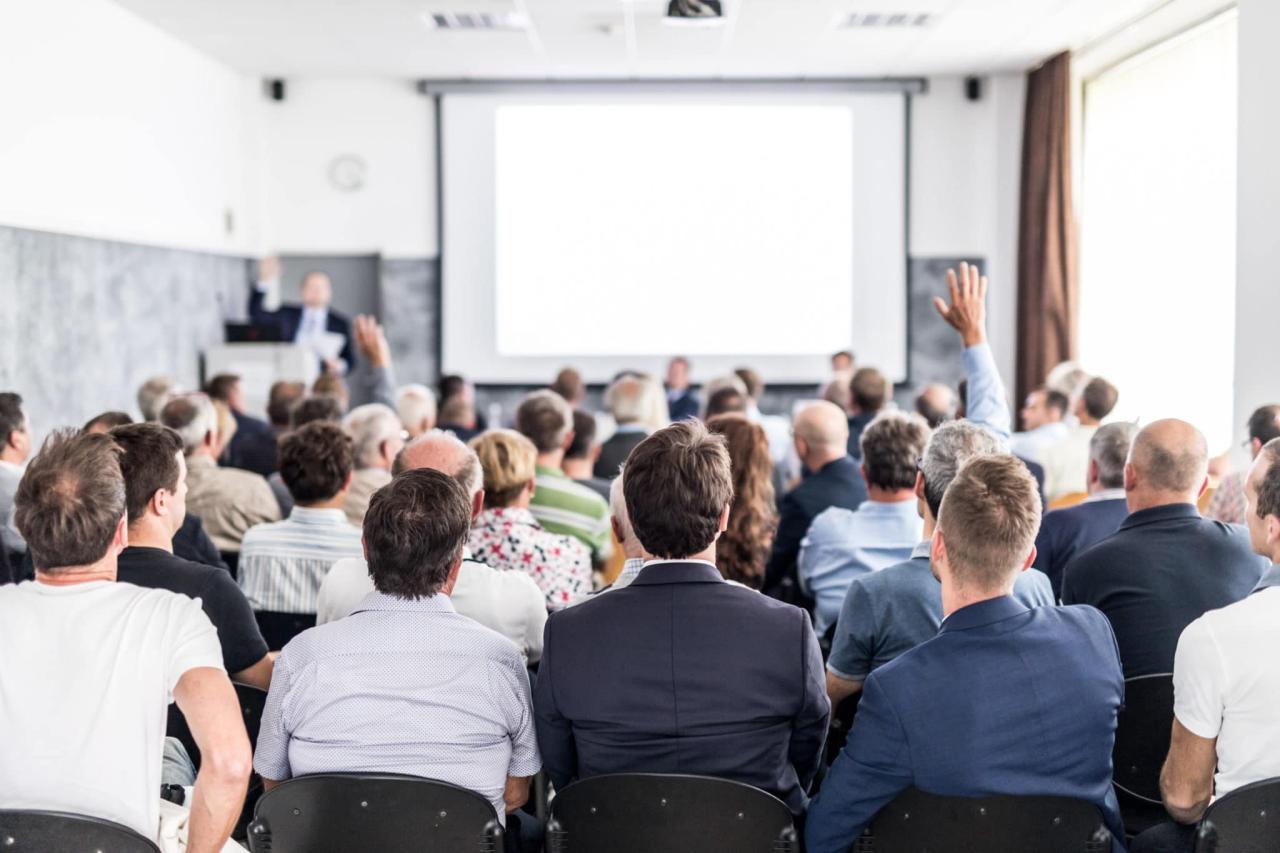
[534,420,829,814]
[664,356,701,422]
[248,260,353,369]
[806,454,1126,853]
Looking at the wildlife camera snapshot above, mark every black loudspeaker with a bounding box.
[268,79,286,102]
[965,76,983,102]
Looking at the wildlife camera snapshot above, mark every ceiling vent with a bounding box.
[421,11,530,30]
[838,12,932,28]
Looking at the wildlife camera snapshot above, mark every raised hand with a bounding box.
[258,255,281,282]
[932,261,988,348]
[353,314,392,369]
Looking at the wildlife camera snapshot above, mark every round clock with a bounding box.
[328,154,367,192]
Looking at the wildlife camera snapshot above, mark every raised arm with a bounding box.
[932,262,1012,439]
[347,314,398,409]
[173,667,253,853]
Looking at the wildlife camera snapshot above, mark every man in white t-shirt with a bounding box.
[0,430,251,852]
[1133,438,1280,853]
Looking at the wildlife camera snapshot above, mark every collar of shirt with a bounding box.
[910,540,932,560]
[299,306,328,330]
[858,499,921,520]
[288,506,352,526]
[939,595,1028,634]
[1119,502,1200,532]
[1254,564,1280,593]
[1083,488,1127,504]
[0,459,24,473]
[613,423,648,435]
[535,464,568,480]
[349,589,456,616]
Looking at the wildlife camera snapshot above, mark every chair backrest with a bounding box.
[167,681,269,771]
[246,773,502,853]
[856,788,1112,853]
[1112,673,1174,803]
[546,773,798,853]
[253,611,316,652]
[0,810,160,853]
[1049,492,1090,511]
[1195,776,1280,853]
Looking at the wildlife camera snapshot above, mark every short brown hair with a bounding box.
[565,410,597,461]
[937,454,1041,589]
[1255,438,1280,521]
[82,411,133,434]
[850,367,889,412]
[279,421,353,504]
[1081,377,1119,421]
[364,468,471,599]
[15,430,126,572]
[515,390,572,454]
[203,373,240,403]
[861,412,931,491]
[471,430,537,508]
[704,387,747,419]
[734,367,763,400]
[268,381,306,427]
[110,423,184,524]
[551,368,584,403]
[624,420,734,559]
[290,394,344,429]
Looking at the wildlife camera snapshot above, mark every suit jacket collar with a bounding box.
[630,560,725,586]
[939,595,1028,634]
[811,455,856,480]
[1255,564,1280,593]
[1119,502,1200,532]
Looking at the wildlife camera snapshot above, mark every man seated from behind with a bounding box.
[238,422,363,618]
[595,375,649,479]
[534,420,829,815]
[806,455,1126,853]
[340,403,404,526]
[1133,439,1280,853]
[1205,404,1280,525]
[204,373,275,477]
[112,423,273,690]
[846,367,889,459]
[256,469,541,829]
[397,383,437,439]
[562,410,611,501]
[0,430,250,852]
[0,392,31,560]
[1034,421,1135,597]
[825,421,1055,709]
[799,411,930,635]
[316,431,547,665]
[1043,376,1119,500]
[914,383,956,429]
[161,394,280,553]
[1062,419,1267,677]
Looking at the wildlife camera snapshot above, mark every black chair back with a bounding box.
[855,787,1112,852]
[546,773,798,853]
[1195,776,1280,853]
[246,773,503,853]
[254,611,316,652]
[1113,673,1174,803]
[0,810,160,852]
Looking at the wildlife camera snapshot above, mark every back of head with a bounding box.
[109,422,183,525]
[364,468,472,600]
[279,421,354,505]
[396,384,437,434]
[1081,377,1119,421]
[1248,405,1280,447]
[267,381,306,428]
[393,429,484,499]
[861,411,932,491]
[734,367,764,401]
[1090,421,1136,490]
[937,454,1041,591]
[82,410,133,435]
[1129,419,1208,499]
[604,375,646,424]
[551,368,584,404]
[343,403,403,469]
[565,410,597,461]
[1252,438,1280,523]
[15,430,125,572]
[707,414,774,504]
[438,374,469,403]
[850,367,889,413]
[439,395,476,428]
[0,393,24,446]
[311,374,349,412]
[704,387,748,419]
[290,394,344,430]
[1045,390,1071,419]
[515,389,573,454]
[203,373,240,404]
[920,420,1006,518]
[1047,362,1090,398]
[793,400,850,456]
[820,379,852,413]
[136,377,176,422]
[159,394,216,456]
[471,429,537,508]
[623,420,733,559]
[914,383,955,430]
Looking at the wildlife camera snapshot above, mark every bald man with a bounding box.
[1062,419,1267,677]
[314,430,546,664]
[763,401,868,600]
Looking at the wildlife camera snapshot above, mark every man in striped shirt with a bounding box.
[239,421,363,615]
[516,390,612,566]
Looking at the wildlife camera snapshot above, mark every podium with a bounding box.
[202,343,318,420]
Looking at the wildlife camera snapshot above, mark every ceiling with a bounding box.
[113,0,1167,79]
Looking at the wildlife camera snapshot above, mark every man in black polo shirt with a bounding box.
[110,423,273,690]
[1062,419,1267,677]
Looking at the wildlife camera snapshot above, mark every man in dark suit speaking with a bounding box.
[248,256,353,370]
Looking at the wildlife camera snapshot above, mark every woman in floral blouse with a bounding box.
[468,429,592,610]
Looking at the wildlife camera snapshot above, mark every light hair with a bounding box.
[396,384,437,434]
[1046,362,1090,402]
[937,454,1041,591]
[159,394,217,456]
[470,429,537,508]
[211,400,237,456]
[919,420,1007,519]
[344,403,403,468]
[605,376,647,424]
[1090,421,1136,490]
[703,374,748,400]
[637,374,671,433]
[609,467,633,543]
[515,389,573,453]
[137,376,176,422]
[393,429,484,498]
[1129,421,1208,494]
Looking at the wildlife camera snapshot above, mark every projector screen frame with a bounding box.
[424,77,926,390]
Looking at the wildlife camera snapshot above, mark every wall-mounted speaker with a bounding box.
[267,79,286,102]
[965,76,983,102]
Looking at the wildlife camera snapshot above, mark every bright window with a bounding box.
[1079,11,1238,452]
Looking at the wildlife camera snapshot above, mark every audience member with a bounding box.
[290,392,344,429]
[914,382,956,429]
[344,314,399,411]
[665,356,700,422]
[438,392,480,444]
[562,409,611,500]
[704,385,748,419]
[340,403,404,526]
[238,421,363,616]
[534,420,829,814]
[820,377,853,414]
[551,367,586,406]
[764,400,867,598]
[0,392,31,557]
[82,410,133,433]
[1062,419,1267,677]
[1046,360,1092,420]
[590,470,645,594]
[0,430,250,850]
[1043,376,1119,500]
[594,375,650,479]
[205,373,276,477]
[800,411,930,634]
[831,350,854,374]
[846,367,889,458]
[807,455,1125,852]
[317,431,547,664]
[1132,438,1280,853]
[111,423,272,690]
[311,372,349,413]
[468,429,591,610]
[1034,421,1135,597]
[1205,404,1280,525]
[396,383,437,439]
[1010,387,1071,464]
[136,376,177,422]
[735,366,799,485]
[932,262,1013,439]
[439,373,487,434]
[161,394,280,552]
[249,258,353,370]
[516,390,612,564]
[706,414,777,588]
[825,422,1055,708]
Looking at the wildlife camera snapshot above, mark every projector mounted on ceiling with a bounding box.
[665,0,724,27]
[421,11,530,30]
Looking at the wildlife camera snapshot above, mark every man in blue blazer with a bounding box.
[806,454,1126,853]
[248,258,353,369]
[534,420,829,814]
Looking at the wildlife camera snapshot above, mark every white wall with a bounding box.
[0,0,257,254]
[253,78,436,258]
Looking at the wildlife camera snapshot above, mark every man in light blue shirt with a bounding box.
[799,411,930,634]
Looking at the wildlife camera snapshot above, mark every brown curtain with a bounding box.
[1016,50,1078,410]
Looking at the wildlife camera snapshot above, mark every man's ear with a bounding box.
[914,470,927,502]
[1267,515,1280,551]
[112,515,129,555]
[718,504,730,535]
[590,444,602,464]
[561,430,575,453]
[361,536,369,563]
[1020,544,1037,573]
[1196,474,1210,499]
[471,490,485,520]
[1124,463,1137,493]
[1086,459,1099,486]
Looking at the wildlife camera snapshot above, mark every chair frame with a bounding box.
[0,809,161,853]
[1194,775,1280,853]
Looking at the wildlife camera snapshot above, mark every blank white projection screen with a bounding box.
[441,91,906,384]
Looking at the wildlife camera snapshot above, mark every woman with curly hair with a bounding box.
[706,413,777,589]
